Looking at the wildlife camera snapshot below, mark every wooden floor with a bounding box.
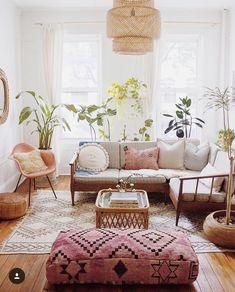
[0,176,235,292]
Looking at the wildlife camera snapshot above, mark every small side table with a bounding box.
[96,189,149,229]
[0,193,27,220]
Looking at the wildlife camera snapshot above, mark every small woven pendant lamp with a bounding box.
[107,0,161,54]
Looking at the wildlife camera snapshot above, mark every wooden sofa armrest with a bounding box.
[69,152,79,179]
[178,173,230,203]
[179,173,229,181]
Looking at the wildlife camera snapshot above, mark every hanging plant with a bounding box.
[107,77,147,115]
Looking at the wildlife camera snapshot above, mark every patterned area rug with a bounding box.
[0,190,234,254]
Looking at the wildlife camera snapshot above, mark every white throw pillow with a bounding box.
[158,140,185,169]
[78,143,109,172]
[13,150,48,174]
[184,143,210,171]
[199,163,224,191]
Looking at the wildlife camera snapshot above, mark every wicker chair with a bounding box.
[10,143,57,206]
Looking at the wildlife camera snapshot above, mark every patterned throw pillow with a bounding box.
[199,163,224,191]
[13,150,48,174]
[124,146,159,170]
[78,143,109,172]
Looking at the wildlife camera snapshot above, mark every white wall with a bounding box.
[0,0,22,192]
[20,8,229,174]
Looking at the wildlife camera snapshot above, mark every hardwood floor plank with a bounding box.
[197,254,224,292]
[0,176,234,292]
[205,253,235,292]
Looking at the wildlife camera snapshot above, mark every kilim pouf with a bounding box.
[46,228,199,285]
[0,193,27,219]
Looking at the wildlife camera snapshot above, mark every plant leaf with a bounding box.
[19,107,33,124]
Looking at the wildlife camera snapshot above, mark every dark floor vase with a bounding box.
[203,210,235,249]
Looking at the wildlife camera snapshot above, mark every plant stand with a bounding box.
[203,210,235,248]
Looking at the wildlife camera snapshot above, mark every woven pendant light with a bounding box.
[107,0,161,54]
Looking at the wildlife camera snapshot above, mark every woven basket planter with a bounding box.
[203,210,235,248]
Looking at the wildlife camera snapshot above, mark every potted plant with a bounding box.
[107,77,146,116]
[163,96,205,138]
[203,87,235,248]
[16,91,77,149]
[96,97,117,141]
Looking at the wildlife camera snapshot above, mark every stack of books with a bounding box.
[109,192,140,208]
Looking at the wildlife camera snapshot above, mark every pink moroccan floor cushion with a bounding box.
[46,228,199,285]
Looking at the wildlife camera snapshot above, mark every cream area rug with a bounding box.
[0,190,234,254]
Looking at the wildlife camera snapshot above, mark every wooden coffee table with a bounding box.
[95,189,149,229]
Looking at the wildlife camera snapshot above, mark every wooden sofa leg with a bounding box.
[71,191,75,206]
[176,209,181,226]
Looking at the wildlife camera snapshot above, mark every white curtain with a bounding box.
[42,23,64,172]
[149,39,161,140]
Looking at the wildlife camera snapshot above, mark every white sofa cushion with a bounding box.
[119,169,166,184]
[99,142,120,169]
[170,177,226,203]
[184,143,210,171]
[75,168,119,184]
[158,140,185,170]
[199,163,224,192]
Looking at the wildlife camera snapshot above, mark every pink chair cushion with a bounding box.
[124,146,159,170]
[46,228,199,285]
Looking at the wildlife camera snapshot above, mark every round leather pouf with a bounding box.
[0,193,27,220]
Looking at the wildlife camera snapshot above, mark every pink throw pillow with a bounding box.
[124,146,159,170]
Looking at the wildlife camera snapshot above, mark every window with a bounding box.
[61,34,102,139]
[158,34,202,137]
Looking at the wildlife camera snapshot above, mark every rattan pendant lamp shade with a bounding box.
[107,0,161,54]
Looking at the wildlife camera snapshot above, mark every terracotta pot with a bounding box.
[203,210,235,248]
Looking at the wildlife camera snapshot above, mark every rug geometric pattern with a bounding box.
[0,190,234,254]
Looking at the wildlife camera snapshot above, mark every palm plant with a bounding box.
[16,91,77,149]
[163,96,205,138]
[204,87,235,224]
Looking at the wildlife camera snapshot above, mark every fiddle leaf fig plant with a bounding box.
[163,96,205,138]
[16,91,77,149]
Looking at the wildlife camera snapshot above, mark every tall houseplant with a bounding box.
[163,96,205,138]
[16,91,76,149]
[204,87,235,225]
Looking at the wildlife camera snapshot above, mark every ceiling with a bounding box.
[13,0,234,10]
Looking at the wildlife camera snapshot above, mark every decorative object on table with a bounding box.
[163,96,205,138]
[10,143,57,206]
[0,68,9,125]
[107,0,161,54]
[203,87,235,248]
[46,228,198,285]
[96,188,149,228]
[116,173,143,191]
[16,90,76,149]
[0,193,27,220]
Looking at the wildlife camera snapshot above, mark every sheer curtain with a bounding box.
[149,39,161,140]
[42,23,64,172]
